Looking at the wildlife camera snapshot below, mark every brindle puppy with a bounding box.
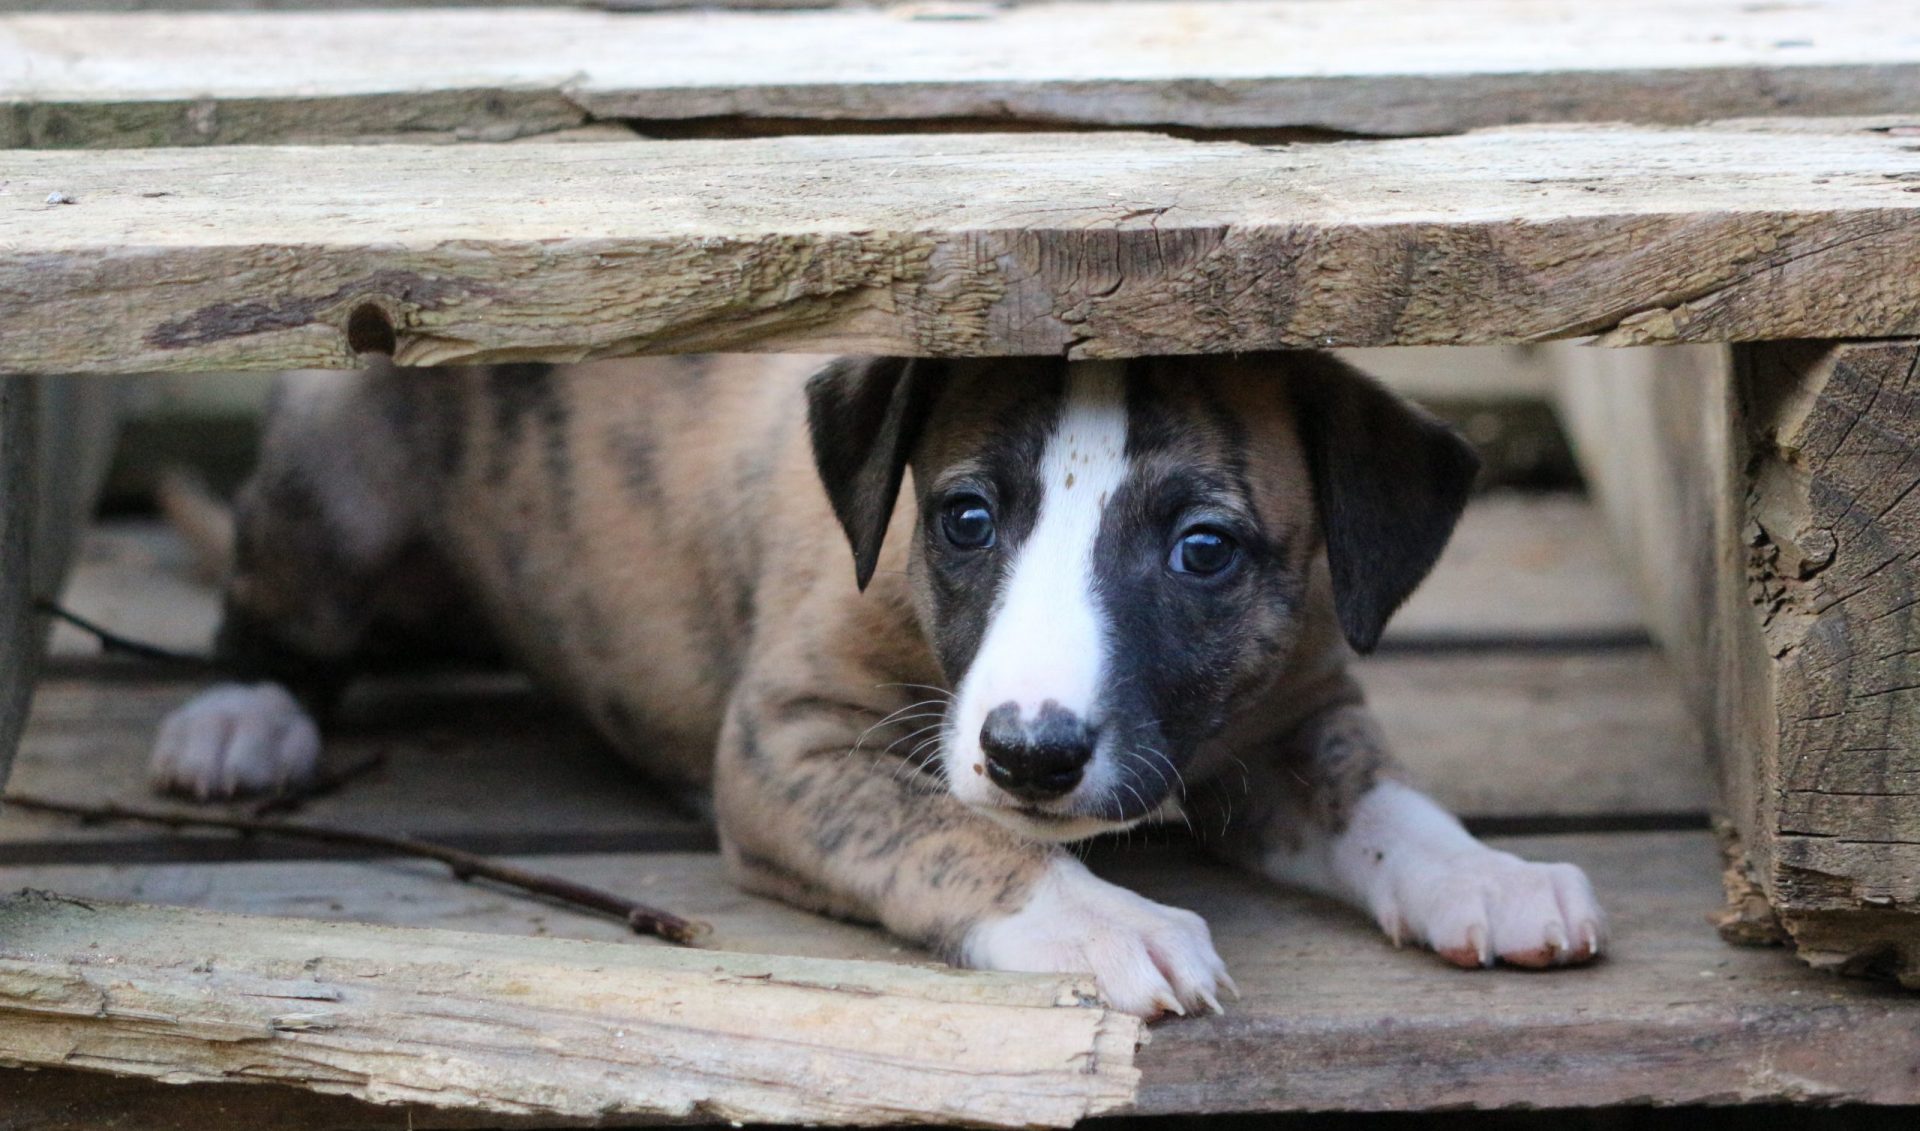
[151,353,1605,1017]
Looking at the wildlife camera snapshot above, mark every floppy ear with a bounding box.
[805,357,940,591]
[1289,355,1481,654]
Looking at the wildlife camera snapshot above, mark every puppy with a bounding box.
[151,352,1605,1017]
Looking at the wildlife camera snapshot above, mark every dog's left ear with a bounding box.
[1289,355,1481,654]
[806,357,941,591]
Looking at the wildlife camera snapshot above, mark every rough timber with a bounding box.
[11,121,1920,374]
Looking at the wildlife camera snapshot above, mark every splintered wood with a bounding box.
[10,121,1920,374]
[5,1,1920,145]
[0,892,1142,1127]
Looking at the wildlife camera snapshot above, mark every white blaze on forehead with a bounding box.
[947,360,1130,801]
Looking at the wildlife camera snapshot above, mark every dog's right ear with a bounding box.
[805,357,940,591]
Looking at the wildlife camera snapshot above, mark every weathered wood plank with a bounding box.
[10,121,1920,373]
[7,2,1920,147]
[2,832,1918,1120]
[0,645,1704,859]
[1359,649,1706,822]
[1555,340,1920,988]
[0,675,711,855]
[1126,831,1920,1112]
[1388,491,1645,645]
[0,890,1142,1127]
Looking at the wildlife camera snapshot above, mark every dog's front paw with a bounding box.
[150,682,322,799]
[960,857,1234,1018]
[1372,848,1605,970]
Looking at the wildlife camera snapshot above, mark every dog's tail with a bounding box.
[155,467,236,585]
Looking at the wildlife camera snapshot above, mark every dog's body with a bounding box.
[153,353,1604,1016]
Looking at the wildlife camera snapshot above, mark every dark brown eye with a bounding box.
[1170,528,1237,576]
[941,495,996,550]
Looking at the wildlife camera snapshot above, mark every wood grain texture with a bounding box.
[12,121,1920,373]
[1556,340,1920,987]
[0,890,1142,1127]
[7,2,1920,147]
[3,833,1919,1120]
[1741,341,1920,982]
[0,674,711,856]
[0,647,1703,860]
[1387,491,1645,644]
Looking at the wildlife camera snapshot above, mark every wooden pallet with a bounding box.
[6,0,1920,1120]
[16,496,1913,1125]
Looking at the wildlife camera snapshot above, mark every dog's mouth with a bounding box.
[966,795,1148,844]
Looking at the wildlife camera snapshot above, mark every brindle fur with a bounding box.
[208,353,1431,963]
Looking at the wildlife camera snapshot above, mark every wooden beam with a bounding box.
[7,2,1920,146]
[11,121,1920,373]
[1556,340,1920,988]
[5,832,1920,1120]
[0,890,1141,1126]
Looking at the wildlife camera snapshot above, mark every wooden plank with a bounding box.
[0,891,1142,1127]
[1359,649,1706,822]
[1555,340,1920,988]
[3,831,1918,1120]
[0,674,711,855]
[0,852,906,959]
[12,121,1920,373]
[7,2,1920,147]
[0,645,1704,859]
[1387,492,1645,645]
[1127,831,1920,1112]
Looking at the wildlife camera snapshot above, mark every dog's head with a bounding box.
[806,354,1478,841]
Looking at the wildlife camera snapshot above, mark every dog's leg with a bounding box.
[1206,693,1606,969]
[716,691,1231,1017]
[151,369,431,799]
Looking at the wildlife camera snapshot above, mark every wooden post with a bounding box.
[0,374,38,793]
[1556,340,1920,984]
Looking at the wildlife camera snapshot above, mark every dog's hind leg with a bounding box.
[150,365,448,799]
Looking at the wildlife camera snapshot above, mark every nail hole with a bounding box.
[346,303,397,355]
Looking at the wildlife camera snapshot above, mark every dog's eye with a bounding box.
[1170,528,1238,576]
[941,496,996,550]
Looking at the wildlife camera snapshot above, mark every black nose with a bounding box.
[979,701,1094,802]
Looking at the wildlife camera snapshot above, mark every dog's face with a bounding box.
[807,354,1477,842]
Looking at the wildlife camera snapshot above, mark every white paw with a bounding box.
[150,682,322,799]
[960,857,1235,1019]
[1371,848,1605,969]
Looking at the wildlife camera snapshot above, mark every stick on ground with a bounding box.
[0,791,708,944]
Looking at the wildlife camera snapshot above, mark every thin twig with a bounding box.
[32,599,215,669]
[249,751,389,818]
[2,791,709,945]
